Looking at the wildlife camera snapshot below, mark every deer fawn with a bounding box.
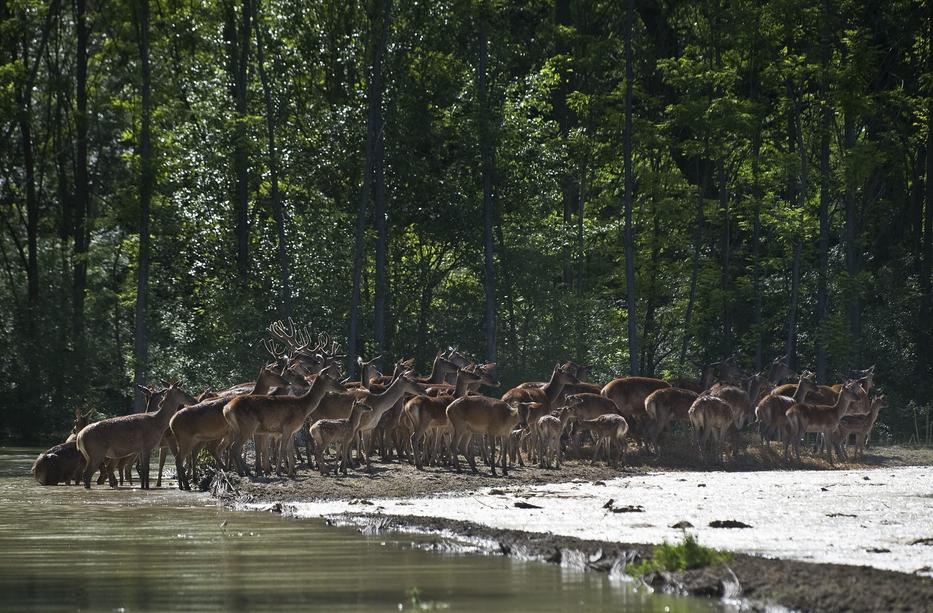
[310,401,374,475]
[584,414,629,467]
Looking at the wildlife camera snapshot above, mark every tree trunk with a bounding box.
[815,1,832,382]
[785,87,807,373]
[253,0,292,319]
[718,158,731,355]
[554,0,576,287]
[132,0,153,413]
[226,0,251,283]
[623,0,638,376]
[922,4,933,374]
[373,0,391,362]
[679,155,707,367]
[478,4,496,363]
[751,134,763,371]
[17,32,38,319]
[843,107,860,345]
[73,0,89,357]
[348,0,387,374]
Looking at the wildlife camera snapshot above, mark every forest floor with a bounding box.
[215,443,933,612]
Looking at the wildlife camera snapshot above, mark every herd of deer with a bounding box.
[31,320,886,489]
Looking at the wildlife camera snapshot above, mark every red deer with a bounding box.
[76,381,192,489]
[502,364,579,461]
[405,368,483,469]
[644,387,699,454]
[688,395,734,463]
[447,395,530,476]
[831,394,887,460]
[223,373,346,476]
[306,374,425,471]
[563,393,621,457]
[754,372,817,447]
[601,376,670,442]
[785,380,862,464]
[32,442,86,486]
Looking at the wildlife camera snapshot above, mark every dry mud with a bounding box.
[215,445,933,612]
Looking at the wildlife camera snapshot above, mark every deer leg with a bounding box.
[157,446,167,488]
[175,442,190,491]
[466,433,479,474]
[489,435,498,477]
[412,426,426,470]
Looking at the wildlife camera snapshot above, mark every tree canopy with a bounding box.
[1,0,931,444]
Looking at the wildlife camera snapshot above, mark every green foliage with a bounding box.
[626,533,732,577]
[0,0,931,444]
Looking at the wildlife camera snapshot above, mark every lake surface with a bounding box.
[0,447,726,612]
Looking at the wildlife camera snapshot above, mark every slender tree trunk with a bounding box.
[555,0,576,287]
[786,217,802,372]
[921,5,933,372]
[132,0,153,412]
[815,1,832,382]
[478,4,496,363]
[17,33,38,318]
[253,0,291,319]
[751,134,763,371]
[623,0,638,375]
[843,107,860,345]
[679,155,707,367]
[373,0,391,362]
[73,0,89,357]
[718,158,731,354]
[574,161,587,359]
[495,220,519,366]
[786,90,807,373]
[816,106,831,381]
[227,0,251,283]
[641,197,661,376]
[349,2,387,374]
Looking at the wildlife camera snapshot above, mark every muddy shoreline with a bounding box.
[209,446,933,613]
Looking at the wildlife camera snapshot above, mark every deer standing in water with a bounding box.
[77,381,193,489]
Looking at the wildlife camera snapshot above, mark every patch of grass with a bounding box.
[626,532,731,577]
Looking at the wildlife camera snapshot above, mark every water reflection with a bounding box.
[0,447,724,612]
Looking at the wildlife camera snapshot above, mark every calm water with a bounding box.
[0,447,726,612]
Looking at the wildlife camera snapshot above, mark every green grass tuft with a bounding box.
[626,532,731,577]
